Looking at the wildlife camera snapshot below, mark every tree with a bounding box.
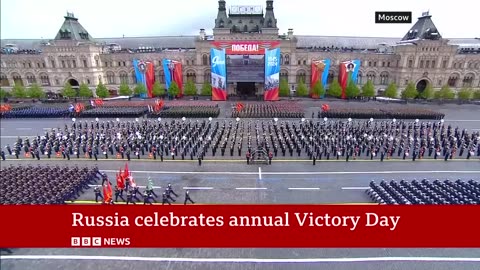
[0,88,11,99]
[119,82,133,96]
[296,79,308,97]
[311,81,325,98]
[26,83,46,98]
[345,79,360,98]
[436,85,455,100]
[96,83,110,98]
[168,81,180,97]
[152,81,165,97]
[201,82,212,96]
[62,82,76,98]
[361,80,375,97]
[78,83,93,98]
[328,80,342,98]
[279,78,289,97]
[11,82,27,98]
[457,88,472,101]
[401,82,418,99]
[134,83,147,97]
[473,89,480,100]
[384,82,398,98]
[419,83,434,100]
[183,80,197,96]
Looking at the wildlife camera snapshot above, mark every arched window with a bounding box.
[39,73,50,86]
[186,71,196,83]
[448,74,459,87]
[366,71,376,84]
[462,74,474,87]
[296,70,306,83]
[327,70,334,84]
[280,70,288,82]
[202,54,209,66]
[280,54,284,65]
[204,69,211,83]
[357,71,363,85]
[379,72,389,85]
[284,55,290,65]
[131,72,137,84]
[12,73,23,86]
[26,73,36,85]
[158,71,165,83]
[106,72,115,84]
[0,73,9,87]
[119,71,129,84]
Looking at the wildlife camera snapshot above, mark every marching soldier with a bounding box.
[114,185,124,202]
[162,192,171,205]
[143,191,153,205]
[167,183,178,197]
[126,190,135,205]
[94,186,103,203]
[184,190,195,205]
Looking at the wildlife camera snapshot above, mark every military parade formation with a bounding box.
[0,165,100,204]
[231,102,305,118]
[2,117,479,163]
[148,105,220,118]
[1,99,478,209]
[367,178,480,205]
[318,103,445,120]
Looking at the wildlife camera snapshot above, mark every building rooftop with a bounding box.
[2,36,479,53]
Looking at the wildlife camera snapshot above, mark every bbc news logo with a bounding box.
[71,237,131,247]
[375,12,412,24]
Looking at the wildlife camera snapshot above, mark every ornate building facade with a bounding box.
[1,1,479,96]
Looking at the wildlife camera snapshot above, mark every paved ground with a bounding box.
[1,101,480,270]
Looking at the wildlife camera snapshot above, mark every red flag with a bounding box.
[116,172,125,190]
[130,176,137,188]
[103,181,113,204]
[236,102,244,111]
[123,163,130,178]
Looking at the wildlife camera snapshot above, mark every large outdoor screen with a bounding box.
[226,55,265,83]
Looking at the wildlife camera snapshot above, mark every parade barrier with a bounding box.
[0,164,100,205]
[232,102,305,118]
[366,179,480,205]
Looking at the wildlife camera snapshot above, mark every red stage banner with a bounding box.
[173,62,183,97]
[145,62,155,98]
[211,41,281,55]
[0,205,479,248]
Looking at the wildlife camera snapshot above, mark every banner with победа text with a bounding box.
[0,205,479,248]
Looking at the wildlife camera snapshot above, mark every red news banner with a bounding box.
[0,205,479,248]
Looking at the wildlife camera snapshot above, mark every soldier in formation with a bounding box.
[5,118,478,162]
[0,164,100,205]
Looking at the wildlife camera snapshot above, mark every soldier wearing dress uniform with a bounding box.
[94,186,103,203]
[162,192,171,205]
[126,190,135,205]
[143,191,152,205]
[184,190,195,205]
[114,185,124,202]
